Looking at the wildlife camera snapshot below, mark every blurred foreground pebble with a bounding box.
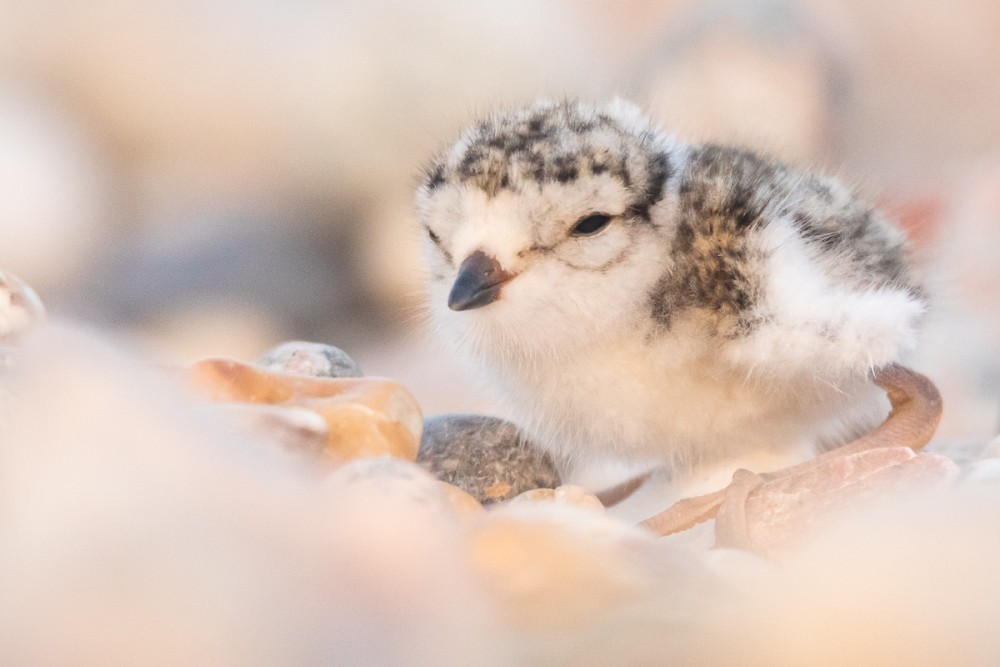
[325,456,480,524]
[7,317,1000,663]
[0,270,45,345]
[418,413,560,504]
[0,326,503,665]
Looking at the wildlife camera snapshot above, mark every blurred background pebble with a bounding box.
[0,0,998,430]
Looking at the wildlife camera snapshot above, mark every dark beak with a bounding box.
[448,250,514,311]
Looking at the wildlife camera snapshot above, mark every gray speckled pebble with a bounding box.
[418,413,560,504]
[258,341,362,378]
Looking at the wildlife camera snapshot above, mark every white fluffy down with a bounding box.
[730,217,924,380]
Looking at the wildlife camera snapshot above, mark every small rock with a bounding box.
[186,358,422,464]
[510,485,605,512]
[437,481,484,519]
[326,456,442,499]
[259,341,362,378]
[0,271,45,345]
[324,456,475,524]
[418,414,559,504]
[465,503,657,635]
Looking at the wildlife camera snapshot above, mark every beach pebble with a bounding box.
[200,402,329,457]
[437,481,484,519]
[0,271,45,345]
[510,485,605,512]
[187,358,422,464]
[326,456,443,499]
[465,504,658,635]
[324,456,478,524]
[418,413,560,504]
[259,340,362,378]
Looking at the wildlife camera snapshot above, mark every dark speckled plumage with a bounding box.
[647,144,919,337]
[425,102,672,224]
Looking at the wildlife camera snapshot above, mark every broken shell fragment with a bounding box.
[640,364,948,550]
[716,448,959,556]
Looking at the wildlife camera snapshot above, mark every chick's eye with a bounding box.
[427,228,441,244]
[570,213,613,237]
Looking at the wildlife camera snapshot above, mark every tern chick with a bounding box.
[416,99,925,495]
